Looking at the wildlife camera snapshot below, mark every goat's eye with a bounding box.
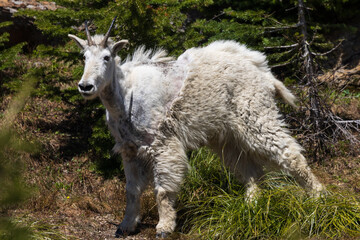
[104,56,110,61]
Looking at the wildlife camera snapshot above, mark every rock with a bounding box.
[0,0,58,11]
[0,0,59,49]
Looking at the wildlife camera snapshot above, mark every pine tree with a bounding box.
[261,0,360,158]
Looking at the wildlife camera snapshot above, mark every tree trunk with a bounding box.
[298,0,325,158]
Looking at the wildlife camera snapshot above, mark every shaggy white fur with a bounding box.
[69,33,324,238]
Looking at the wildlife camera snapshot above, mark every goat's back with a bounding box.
[164,41,286,149]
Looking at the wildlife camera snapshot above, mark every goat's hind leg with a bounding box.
[257,129,324,196]
[217,142,264,201]
[237,155,264,202]
[277,142,324,196]
[116,157,150,237]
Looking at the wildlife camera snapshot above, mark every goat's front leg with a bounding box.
[116,156,150,237]
[152,136,189,238]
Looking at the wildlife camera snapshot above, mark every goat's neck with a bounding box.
[99,65,126,120]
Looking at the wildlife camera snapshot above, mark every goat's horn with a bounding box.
[85,20,94,46]
[101,17,117,47]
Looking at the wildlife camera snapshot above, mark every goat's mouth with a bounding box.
[80,92,97,99]
[78,84,98,99]
[78,89,97,99]
[82,92,93,97]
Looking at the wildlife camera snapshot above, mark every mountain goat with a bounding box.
[69,19,324,238]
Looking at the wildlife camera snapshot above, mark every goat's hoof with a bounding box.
[115,228,129,238]
[156,232,170,238]
[115,228,123,238]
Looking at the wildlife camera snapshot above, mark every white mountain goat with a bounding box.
[69,19,324,238]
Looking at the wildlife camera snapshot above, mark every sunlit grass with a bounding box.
[27,220,75,240]
[1,218,76,240]
[179,149,360,239]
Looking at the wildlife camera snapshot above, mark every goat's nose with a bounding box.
[78,83,94,92]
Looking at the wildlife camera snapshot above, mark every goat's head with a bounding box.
[68,18,128,99]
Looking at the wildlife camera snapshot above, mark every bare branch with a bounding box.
[270,58,298,68]
[264,43,299,50]
[267,17,290,26]
[264,24,299,30]
[211,11,225,20]
[330,114,360,144]
[264,24,299,33]
[285,6,298,12]
[312,41,343,56]
[335,120,360,125]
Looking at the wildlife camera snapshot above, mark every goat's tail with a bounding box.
[273,79,298,109]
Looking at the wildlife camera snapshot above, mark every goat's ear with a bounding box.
[68,34,87,49]
[112,40,129,55]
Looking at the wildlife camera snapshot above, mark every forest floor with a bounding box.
[3,95,160,240]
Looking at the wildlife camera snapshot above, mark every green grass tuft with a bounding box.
[2,217,76,240]
[179,149,360,239]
